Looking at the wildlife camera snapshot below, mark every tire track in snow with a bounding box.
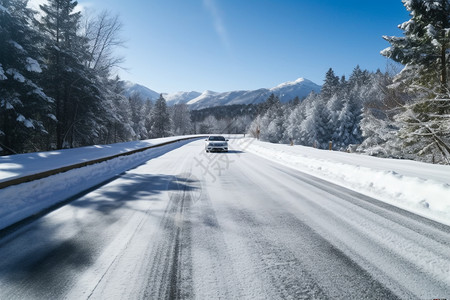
[144,173,195,299]
[189,176,244,299]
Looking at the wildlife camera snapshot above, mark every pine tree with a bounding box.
[285,101,307,144]
[258,93,286,143]
[382,0,449,94]
[382,0,450,163]
[348,65,370,90]
[128,94,149,140]
[150,94,171,138]
[39,0,103,148]
[335,95,363,148]
[0,0,53,154]
[321,68,340,99]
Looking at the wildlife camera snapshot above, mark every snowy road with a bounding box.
[0,139,449,299]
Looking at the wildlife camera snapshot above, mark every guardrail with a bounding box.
[0,136,206,190]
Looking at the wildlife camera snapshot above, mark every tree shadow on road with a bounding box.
[0,173,201,299]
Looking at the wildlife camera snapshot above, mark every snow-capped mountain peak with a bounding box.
[163,91,202,105]
[270,77,311,90]
[122,81,159,101]
[123,77,321,109]
[186,90,219,105]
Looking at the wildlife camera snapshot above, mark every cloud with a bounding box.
[203,0,231,52]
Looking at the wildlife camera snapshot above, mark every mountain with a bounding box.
[270,78,321,101]
[186,78,321,110]
[123,77,321,109]
[123,81,159,101]
[163,91,202,106]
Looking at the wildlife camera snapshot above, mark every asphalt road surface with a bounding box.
[0,139,449,299]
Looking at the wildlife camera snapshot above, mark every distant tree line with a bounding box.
[190,104,257,134]
[249,67,400,150]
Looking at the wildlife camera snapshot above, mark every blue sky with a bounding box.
[35,0,411,93]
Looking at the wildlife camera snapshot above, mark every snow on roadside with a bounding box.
[0,135,202,183]
[0,138,200,231]
[232,138,450,227]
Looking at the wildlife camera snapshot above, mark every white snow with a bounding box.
[16,114,35,128]
[234,138,450,226]
[0,136,204,230]
[5,102,14,110]
[270,77,305,90]
[187,90,219,105]
[8,40,24,52]
[47,113,57,121]
[25,57,42,73]
[6,68,26,83]
[0,136,201,183]
[164,91,202,105]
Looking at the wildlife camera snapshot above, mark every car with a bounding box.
[205,135,229,152]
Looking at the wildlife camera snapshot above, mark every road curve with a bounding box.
[0,138,449,299]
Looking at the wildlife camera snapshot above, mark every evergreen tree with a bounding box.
[301,93,331,148]
[128,94,149,139]
[348,65,370,90]
[150,94,171,138]
[382,0,449,94]
[285,100,307,144]
[39,0,102,148]
[382,0,450,163]
[100,77,134,143]
[291,96,301,107]
[321,68,340,99]
[335,95,363,148]
[328,94,345,146]
[0,0,52,154]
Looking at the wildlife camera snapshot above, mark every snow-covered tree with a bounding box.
[256,93,287,143]
[128,93,149,139]
[285,99,307,144]
[95,77,129,144]
[334,96,363,148]
[321,68,340,99]
[348,65,370,91]
[248,115,262,139]
[0,0,53,154]
[171,103,192,136]
[302,94,331,148]
[382,0,449,94]
[382,0,450,163]
[150,94,171,138]
[38,0,100,148]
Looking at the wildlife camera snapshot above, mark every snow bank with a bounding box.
[0,137,202,231]
[0,135,202,183]
[234,138,450,226]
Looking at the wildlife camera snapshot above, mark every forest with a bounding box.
[1,0,449,164]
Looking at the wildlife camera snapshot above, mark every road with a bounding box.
[0,138,449,299]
